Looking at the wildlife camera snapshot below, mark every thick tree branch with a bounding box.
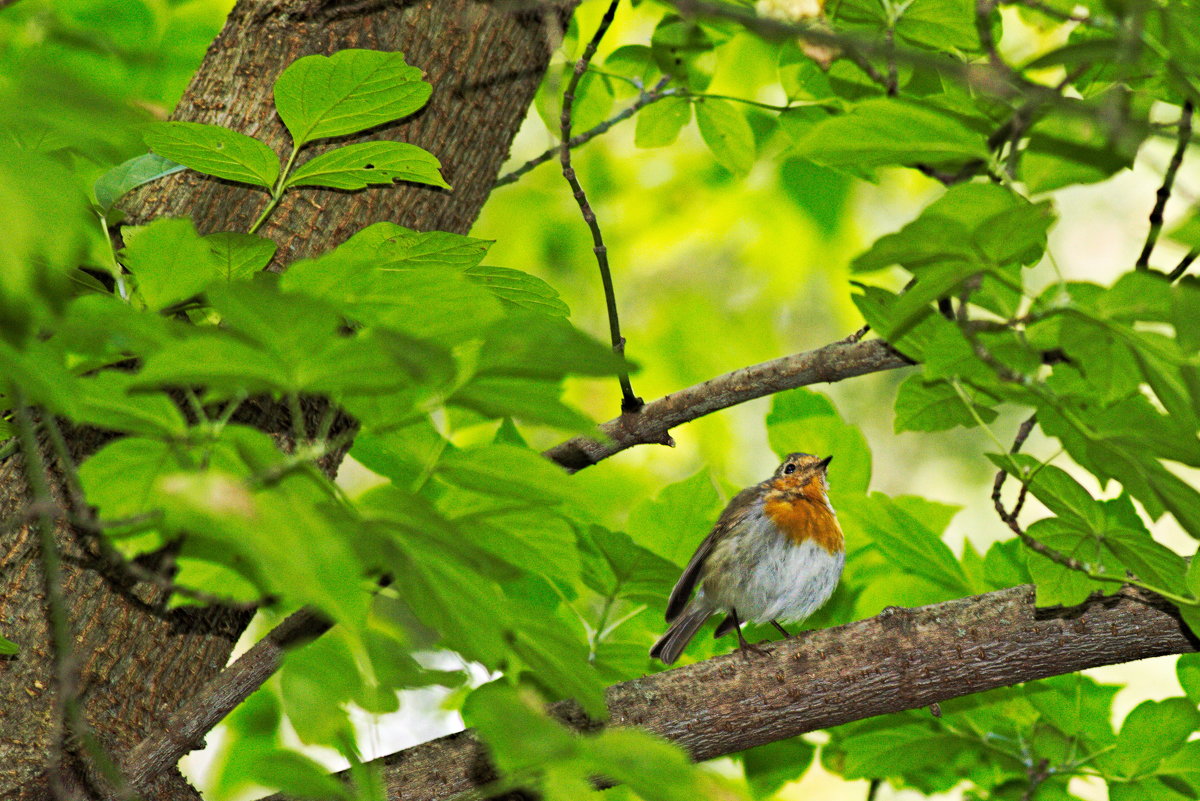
[545,338,912,471]
[334,584,1197,801]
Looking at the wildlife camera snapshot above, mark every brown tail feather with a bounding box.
[649,602,712,665]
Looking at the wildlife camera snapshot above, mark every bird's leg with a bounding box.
[770,619,791,638]
[731,609,769,659]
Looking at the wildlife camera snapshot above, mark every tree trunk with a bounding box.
[0,1,570,797]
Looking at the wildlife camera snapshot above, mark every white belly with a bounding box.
[704,515,844,624]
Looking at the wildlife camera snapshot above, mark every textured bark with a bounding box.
[303,586,1199,801]
[125,0,570,258]
[0,1,569,797]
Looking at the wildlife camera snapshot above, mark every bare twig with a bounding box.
[1169,247,1199,282]
[561,0,642,413]
[1137,101,1194,270]
[544,337,911,471]
[497,76,673,188]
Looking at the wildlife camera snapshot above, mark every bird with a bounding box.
[649,452,844,665]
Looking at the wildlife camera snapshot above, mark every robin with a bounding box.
[650,453,844,665]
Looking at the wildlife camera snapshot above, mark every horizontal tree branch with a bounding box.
[342,585,1198,801]
[545,337,912,471]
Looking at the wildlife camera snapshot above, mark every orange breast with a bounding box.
[763,496,844,554]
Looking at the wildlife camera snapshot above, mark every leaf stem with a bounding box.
[249,144,302,235]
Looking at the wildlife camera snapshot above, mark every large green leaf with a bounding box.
[626,469,723,566]
[695,98,755,176]
[284,141,448,190]
[145,122,279,188]
[792,97,989,170]
[119,217,223,310]
[766,387,872,494]
[273,49,431,146]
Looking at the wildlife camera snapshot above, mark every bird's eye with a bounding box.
[784,463,797,474]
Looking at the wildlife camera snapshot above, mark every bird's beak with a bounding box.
[818,455,833,470]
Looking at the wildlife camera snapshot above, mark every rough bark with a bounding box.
[545,338,912,472]
[307,585,1199,801]
[0,1,570,797]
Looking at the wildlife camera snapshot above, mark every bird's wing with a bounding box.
[663,484,759,622]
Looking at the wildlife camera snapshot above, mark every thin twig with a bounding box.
[1137,101,1194,270]
[990,415,1198,607]
[497,76,673,188]
[560,0,643,413]
[1169,248,1199,281]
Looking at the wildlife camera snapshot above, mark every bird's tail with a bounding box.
[649,601,712,665]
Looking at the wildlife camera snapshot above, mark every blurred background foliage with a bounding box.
[3,0,1200,799]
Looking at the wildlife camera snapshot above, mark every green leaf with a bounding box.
[767,388,872,494]
[1020,518,1118,607]
[93,152,184,214]
[1189,552,1200,599]
[73,372,189,439]
[205,232,277,281]
[252,750,354,800]
[792,97,989,170]
[584,728,703,801]
[475,312,629,378]
[465,265,570,317]
[842,493,971,596]
[635,96,691,148]
[448,375,595,433]
[854,183,1044,274]
[284,141,448,190]
[894,374,998,432]
[650,15,715,91]
[741,738,815,799]
[144,122,279,188]
[156,470,369,628]
[78,437,188,556]
[273,49,431,147]
[695,98,755,176]
[1177,653,1200,706]
[627,469,723,565]
[578,526,678,605]
[508,615,607,718]
[435,444,574,505]
[463,682,578,774]
[0,634,18,655]
[895,0,981,51]
[280,222,502,343]
[1108,698,1200,778]
[120,217,223,310]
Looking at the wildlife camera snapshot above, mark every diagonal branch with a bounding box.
[545,337,912,471]
[275,583,1198,801]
